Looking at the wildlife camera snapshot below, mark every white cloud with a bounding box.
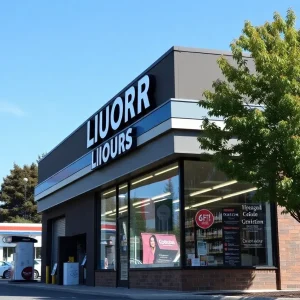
[0,101,25,117]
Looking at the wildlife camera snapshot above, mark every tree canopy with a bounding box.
[198,9,300,222]
[0,163,41,223]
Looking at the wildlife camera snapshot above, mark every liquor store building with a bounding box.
[35,46,300,291]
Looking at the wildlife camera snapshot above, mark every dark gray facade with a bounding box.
[37,49,176,183]
[37,47,275,291]
[37,46,252,185]
[41,192,95,286]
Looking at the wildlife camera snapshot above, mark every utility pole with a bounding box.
[23,177,28,220]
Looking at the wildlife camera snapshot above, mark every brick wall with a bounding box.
[181,269,276,290]
[129,269,276,291]
[277,207,300,289]
[129,270,182,290]
[95,271,116,287]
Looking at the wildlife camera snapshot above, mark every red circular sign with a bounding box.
[21,267,33,280]
[195,209,214,229]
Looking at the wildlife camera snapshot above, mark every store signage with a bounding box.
[222,208,241,267]
[241,204,265,249]
[2,236,12,243]
[2,236,37,243]
[195,209,214,229]
[86,74,155,170]
[91,127,136,170]
[141,233,179,264]
[21,266,33,280]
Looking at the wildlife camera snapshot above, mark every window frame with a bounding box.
[96,157,278,272]
[128,161,181,270]
[3,246,15,262]
[181,157,278,270]
[98,187,117,271]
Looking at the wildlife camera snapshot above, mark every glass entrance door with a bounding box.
[117,185,129,287]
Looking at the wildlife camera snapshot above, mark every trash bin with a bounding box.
[63,262,79,285]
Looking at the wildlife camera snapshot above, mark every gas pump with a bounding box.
[2,236,37,281]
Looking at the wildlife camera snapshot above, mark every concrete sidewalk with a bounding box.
[2,280,300,300]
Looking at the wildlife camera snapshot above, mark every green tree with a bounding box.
[37,152,47,164]
[198,9,300,222]
[164,178,175,199]
[0,162,41,223]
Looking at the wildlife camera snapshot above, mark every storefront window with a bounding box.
[99,188,117,270]
[184,161,273,267]
[129,163,180,268]
[3,247,15,262]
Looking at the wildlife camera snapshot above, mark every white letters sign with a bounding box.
[86,75,155,171]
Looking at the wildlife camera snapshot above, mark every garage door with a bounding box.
[51,217,66,267]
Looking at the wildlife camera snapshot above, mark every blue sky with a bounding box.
[0,0,300,184]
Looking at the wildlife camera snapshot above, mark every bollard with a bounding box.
[46,266,49,284]
[51,275,56,284]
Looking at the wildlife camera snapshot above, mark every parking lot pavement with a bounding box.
[1,280,300,299]
[0,282,126,299]
[218,291,300,299]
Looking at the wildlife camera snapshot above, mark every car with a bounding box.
[0,261,11,279]
[34,259,41,279]
[6,260,41,279]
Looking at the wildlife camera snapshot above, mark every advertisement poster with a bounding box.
[241,204,265,249]
[222,208,241,267]
[141,233,179,264]
[197,241,207,256]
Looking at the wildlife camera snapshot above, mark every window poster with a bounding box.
[222,208,241,267]
[141,233,179,265]
[197,241,207,256]
[192,257,201,266]
[241,203,265,249]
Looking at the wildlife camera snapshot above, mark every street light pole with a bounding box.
[23,177,28,220]
[23,177,28,201]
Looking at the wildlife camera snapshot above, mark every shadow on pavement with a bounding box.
[0,281,127,299]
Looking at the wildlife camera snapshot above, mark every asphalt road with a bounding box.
[0,283,128,300]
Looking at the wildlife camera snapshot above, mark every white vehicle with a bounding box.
[34,259,41,279]
[0,261,11,279]
[7,260,41,279]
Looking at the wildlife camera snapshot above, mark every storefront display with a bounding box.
[184,160,273,268]
[222,208,241,267]
[186,208,224,266]
[141,233,179,265]
[129,163,180,268]
[241,204,265,250]
[99,189,117,270]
